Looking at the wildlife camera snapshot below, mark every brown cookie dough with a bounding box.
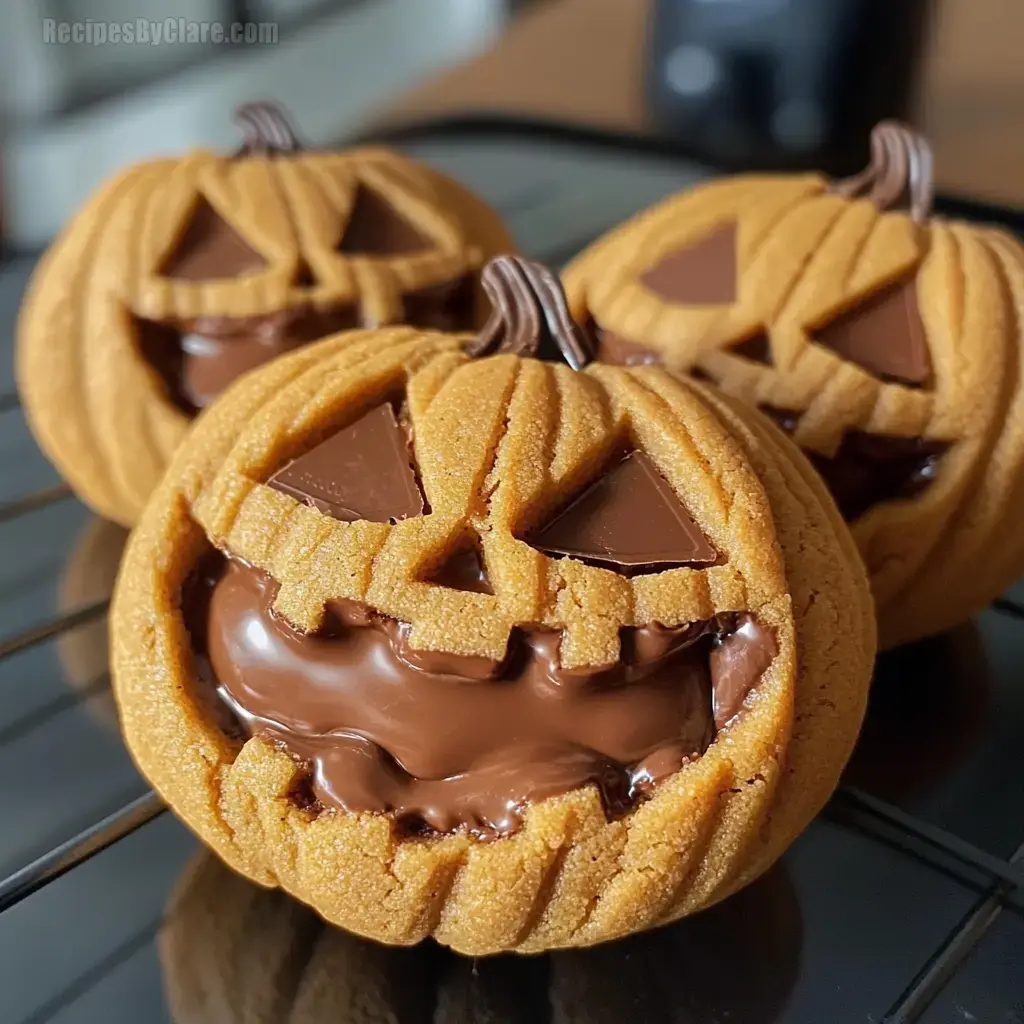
[564,122,1024,648]
[17,101,515,527]
[112,258,873,954]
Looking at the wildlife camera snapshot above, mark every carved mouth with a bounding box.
[184,553,776,839]
[136,276,476,416]
[759,407,949,522]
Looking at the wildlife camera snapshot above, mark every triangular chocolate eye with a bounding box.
[338,185,433,256]
[814,278,930,386]
[268,403,425,524]
[731,332,772,365]
[640,224,738,305]
[162,197,268,280]
[529,451,716,576]
[423,545,494,595]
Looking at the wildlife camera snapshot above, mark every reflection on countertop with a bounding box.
[160,851,802,1024]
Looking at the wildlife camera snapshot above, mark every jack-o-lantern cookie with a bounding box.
[111,257,873,954]
[564,123,1024,649]
[17,101,514,527]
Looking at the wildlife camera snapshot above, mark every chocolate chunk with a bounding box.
[424,545,494,595]
[268,403,424,524]
[761,406,947,521]
[710,615,777,728]
[640,224,738,305]
[402,275,476,331]
[731,331,773,365]
[162,197,268,280]
[338,184,433,256]
[530,451,716,574]
[189,557,775,837]
[814,278,930,386]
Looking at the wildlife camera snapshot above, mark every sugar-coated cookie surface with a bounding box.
[564,122,1024,649]
[17,101,514,527]
[111,258,874,954]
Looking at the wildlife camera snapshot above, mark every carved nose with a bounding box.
[292,258,317,288]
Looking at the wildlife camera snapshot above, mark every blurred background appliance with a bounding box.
[646,0,933,173]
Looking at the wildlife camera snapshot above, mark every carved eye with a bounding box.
[638,224,773,367]
[640,223,738,306]
[525,449,717,577]
[162,197,268,280]
[813,276,930,386]
[338,185,433,257]
[267,401,426,524]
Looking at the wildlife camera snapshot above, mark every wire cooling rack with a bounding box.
[1,127,1022,1023]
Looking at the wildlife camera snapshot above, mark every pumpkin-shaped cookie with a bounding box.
[564,123,1024,649]
[112,258,873,954]
[17,101,514,527]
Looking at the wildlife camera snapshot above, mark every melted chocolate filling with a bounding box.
[137,276,476,416]
[185,555,776,839]
[759,407,948,522]
[593,324,948,522]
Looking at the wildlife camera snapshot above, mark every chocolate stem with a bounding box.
[466,256,594,371]
[831,121,934,222]
[235,101,301,156]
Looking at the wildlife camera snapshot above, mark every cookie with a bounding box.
[112,257,873,954]
[17,101,515,527]
[564,122,1024,648]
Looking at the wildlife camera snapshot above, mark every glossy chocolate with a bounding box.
[189,557,775,837]
[640,223,738,305]
[761,407,948,521]
[814,279,930,386]
[268,403,424,524]
[137,305,359,414]
[530,450,716,574]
